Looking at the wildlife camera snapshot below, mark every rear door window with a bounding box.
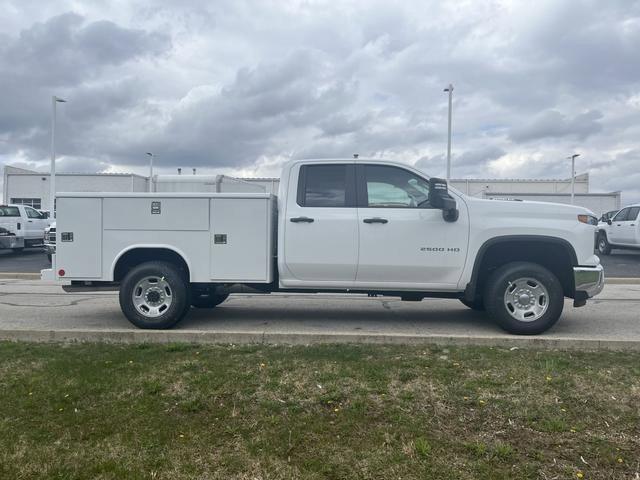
[297,164,355,207]
[0,206,20,217]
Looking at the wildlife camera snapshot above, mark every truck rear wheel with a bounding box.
[119,261,190,329]
[483,262,564,335]
[191,288,229,308]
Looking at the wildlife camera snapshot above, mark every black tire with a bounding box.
[483,262,564,335]
[597,232,612,255]
[459,297,485,311]
[191,289,229,309]
[119,261,190,329]
[47,254,52,263]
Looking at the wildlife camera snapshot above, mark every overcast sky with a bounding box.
[1,0,639,203]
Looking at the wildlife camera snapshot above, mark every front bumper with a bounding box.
[573,264,605,305]
[44,243,56,255]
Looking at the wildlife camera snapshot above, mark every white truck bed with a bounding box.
[52,192,276,283]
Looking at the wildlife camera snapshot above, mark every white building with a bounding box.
[2,166,148,211]
[2,165,621,216]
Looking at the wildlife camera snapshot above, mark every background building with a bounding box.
[2,165,621,216]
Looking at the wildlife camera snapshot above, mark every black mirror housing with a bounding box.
[428,177,458,222]
[607,219,612,225]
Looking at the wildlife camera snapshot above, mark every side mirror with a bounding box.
[607,219,612,225]
[428,177,458,222]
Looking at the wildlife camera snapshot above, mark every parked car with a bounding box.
[0,204,50,251]
[597,204,640,255]
[44,221,56,262]
[43,158,604,335]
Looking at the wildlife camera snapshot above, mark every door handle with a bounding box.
[28,220,33,223]
[631,224,636,227]
[290,216,314,223]
[363,217,388,224]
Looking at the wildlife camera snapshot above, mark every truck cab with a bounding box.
[43,158,604,335]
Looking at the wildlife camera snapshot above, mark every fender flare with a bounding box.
[110,244,193,281]
[464,235,578,301]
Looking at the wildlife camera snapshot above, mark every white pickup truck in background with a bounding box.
[596,204,640,255]
[0,204,51,251]
[42,158,604,335]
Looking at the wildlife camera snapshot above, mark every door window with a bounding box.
[362,165,430,208]
[627,207,640,221]
[25,207,41,219]
[612,208,629,222]
[298,164,354,207]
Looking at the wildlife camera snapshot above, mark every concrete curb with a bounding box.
[1,328,639,351]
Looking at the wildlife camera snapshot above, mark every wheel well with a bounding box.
[113,248,190,282]
[469,239,576,299]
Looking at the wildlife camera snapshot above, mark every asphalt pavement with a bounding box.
[0,280,639,349]
[1,249,640,277]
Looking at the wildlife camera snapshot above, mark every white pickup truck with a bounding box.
[596,204,640,255]
[0,204,50,251]
[42,158,604,334]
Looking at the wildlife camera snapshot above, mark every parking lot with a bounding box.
[2,247,640,278]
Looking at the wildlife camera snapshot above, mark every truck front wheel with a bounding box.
[483,262,564,335]
[597,233,611,255]
[119,261,190,329]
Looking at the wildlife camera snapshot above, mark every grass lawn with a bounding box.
[0,342,638,479]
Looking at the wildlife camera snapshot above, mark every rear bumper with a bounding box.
[573,264,605,304]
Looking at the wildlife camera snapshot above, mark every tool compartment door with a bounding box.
[210,197,273,282]
[56,197,102,278]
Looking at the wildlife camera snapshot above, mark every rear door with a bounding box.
[282,162,358,284]
[354,164,469,288]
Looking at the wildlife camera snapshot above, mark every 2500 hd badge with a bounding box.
[420,247,461,252]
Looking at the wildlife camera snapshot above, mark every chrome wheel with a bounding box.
[503,277,549,322]
[598,238,606,252]
[132,276,173,318]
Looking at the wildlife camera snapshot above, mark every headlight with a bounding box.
[578,214,598,226]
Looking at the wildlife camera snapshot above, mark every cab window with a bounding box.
[612,208,629,222]
[297,164,355,207]
[361,165,430,208]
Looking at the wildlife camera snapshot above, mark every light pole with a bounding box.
[444,84,454,180]
[50,95,67,217]
[146,152,154,192]
[568,153,580,204]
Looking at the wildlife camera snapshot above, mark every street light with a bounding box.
[50,95,67,217]
[567,153,580,204]
[146,152,154,192]
[444,84,454,180]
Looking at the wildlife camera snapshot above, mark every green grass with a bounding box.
[0,342,639,479]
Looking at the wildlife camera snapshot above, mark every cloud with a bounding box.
[509,110,603,143]
[0,0,639,205]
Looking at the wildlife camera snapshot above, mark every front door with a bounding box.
[620,206,640,244]
[609,208,630,244]
[354,164,469,289]
[282,162,359,286]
